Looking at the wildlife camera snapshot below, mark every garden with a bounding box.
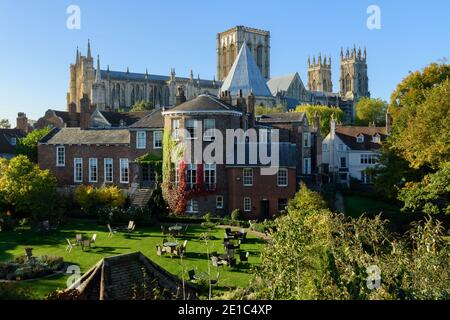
[0,219,266,299]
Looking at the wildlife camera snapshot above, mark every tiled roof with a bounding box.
[42,128,130,145]
[0,129,25,155]
[335,125,387,150]
[129,109,164,129]
[257,112,306,123]
[65,252,197,300]
[52,110,80,123]
[163,94,242,114]
[220,44,272,97]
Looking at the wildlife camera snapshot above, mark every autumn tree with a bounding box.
[16,127,51,163]
[295,105,344,136]
[255,105,284,116]
[355,97,388,126]
[0,155,58,220]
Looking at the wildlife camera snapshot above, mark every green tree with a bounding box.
[355,97,388,126]
[255,105,284,116]
[295,105,344,136]
[130,100,154,112]
[16,127,51,163]
[0,155,58,221]
[375,63,450,214]
[230,186,450,300]
[0,119,11,129]
[287,182,328,214]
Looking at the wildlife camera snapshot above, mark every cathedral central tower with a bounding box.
[217,26,270,81]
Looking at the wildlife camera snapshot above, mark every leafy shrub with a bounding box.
[74,186,126,214]
[97,206,152,225]
[201,221,217,229]
[203,213,213,222]
[231,209,244,221]
[0,283,34,300]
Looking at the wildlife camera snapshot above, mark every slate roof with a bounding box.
[220,44,272,97]
[257,112,306,124]
[0,129,25,155]
[64,252,197,300]
[335,125,387,150]
[41,128,130,145]
[129,109,164,129]
[163,94,242,114]
[267,73,298,96]
[100,111,149,127]
[100,70,220,88]
[52,110,80,123]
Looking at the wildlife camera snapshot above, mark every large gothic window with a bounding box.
[312,80,316,91]
[229,44,235,65]
[345,74,352,93]
[257,45,263,71]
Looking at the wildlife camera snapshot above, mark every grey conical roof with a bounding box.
[220,44,272,97]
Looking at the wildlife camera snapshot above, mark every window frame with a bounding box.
[216,196,224,209]
[74,158,83,183]
[303,157,311,175]
[244,197,252,212]
[303,132,311,148]
[153,130,163,149]
[88,158,98,183]
[56,146,65,167]
[119,158,129,184]
[185,119,197,140]
[203,119,216,141]
[186,164,197,189]
[136,131,147,149]
[243,168,253,186]
[277,168,288,187]
[186,199,199,213]
[204,163,216,190]
[172,119,180,140]
[104,158,113,183]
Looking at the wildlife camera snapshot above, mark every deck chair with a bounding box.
[107,224,117,237]
[240,252,250,263]
[156,245,163,256]
[75,234,83,243]
[66,239,76,252]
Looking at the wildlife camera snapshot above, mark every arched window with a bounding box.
[229,44,236,65]
[345,74,352,93]
[222,46,227,66]
[312,80,316,91]
[257,45,263,71]
[130,87,135,105]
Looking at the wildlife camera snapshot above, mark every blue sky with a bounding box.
[0,0,449,125]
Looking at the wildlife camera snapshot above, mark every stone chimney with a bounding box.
[220,90,232,105]
[385,111,392,135]
[246,91,255,128]
[175,86,186,106]
[80,94,92,130]
[236,89,247,113]
[16,112,30,133]
[68,101,78,127]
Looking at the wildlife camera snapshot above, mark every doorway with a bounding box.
[260,200,270,219]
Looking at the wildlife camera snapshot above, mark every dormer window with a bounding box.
[372,134,381,143]
[356,134,364,143]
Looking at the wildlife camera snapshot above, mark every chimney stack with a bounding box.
[80,94,92,130]
[16,112,30,133]
[246,91,255,128]
[236,89,247,112]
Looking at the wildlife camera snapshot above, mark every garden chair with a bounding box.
[66,239,77,252]
[125,221,135,232]
[211,256,220,267]
[239,252,250,263]
[225,228,232,236]
[76,234,83,243]
[156,245,164,256]
[107,224,117,237]
[91,234,97,247]
[210,273,220,285]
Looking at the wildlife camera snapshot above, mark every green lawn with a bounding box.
[0,219,265,299]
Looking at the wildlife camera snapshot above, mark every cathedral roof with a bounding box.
[267,73,300,96]
[100,70,219,88]
[220,44,272,97]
